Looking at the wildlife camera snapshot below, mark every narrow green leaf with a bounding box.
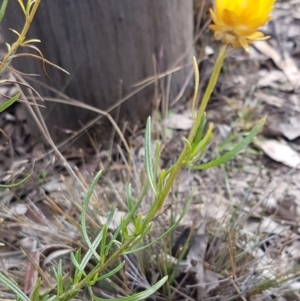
[189,122,213,161]
[189,118,265,170]
[124,190,193,254]
[70,252,87,277]
[97,261,125,281]
[22,38,41,44]
[41,292,51,301]
[153,140,161,180]
[0,0,8,21]
[0,93,20,112]
[30,277,41,301]
[17,0,27,16]
[55,261,63,296]
[80,208,115,269]
[182,137,192,150]
[0,272,31,301]
[81,170,103,260]
[144,117,158,196]
[106,182,149,253]
[25,0,35,16]
[100,224,108,264]
[194,112,206,144]
[126,184,133,211]
[5,43,11,53]
[72,249,85,284]
[91,276,168,301]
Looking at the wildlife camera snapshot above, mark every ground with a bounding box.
[1,1,300,300]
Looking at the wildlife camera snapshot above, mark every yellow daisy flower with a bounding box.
[209,0,276,51]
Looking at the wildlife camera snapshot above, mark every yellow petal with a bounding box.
[238,36,250,52]
[209,8,221,26]
[223,9,240,27]
[247,31,265,39]
[209,0,276,48]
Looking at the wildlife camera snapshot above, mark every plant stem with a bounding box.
[150,44,228,218]
[0,0,41,73]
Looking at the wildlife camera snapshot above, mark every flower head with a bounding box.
[209,0,276,51]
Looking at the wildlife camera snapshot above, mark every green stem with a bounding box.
[0,0,41,73]
[59,238,134,301]
[147,44,228,221]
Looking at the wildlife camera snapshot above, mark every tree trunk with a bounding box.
[2,0,194,145]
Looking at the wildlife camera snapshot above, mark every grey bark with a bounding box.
[2,0,194,144]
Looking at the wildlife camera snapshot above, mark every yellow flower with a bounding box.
[209,0,276,51]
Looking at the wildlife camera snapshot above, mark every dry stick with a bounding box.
[239,163,300,225]
[18,74,118,225]
[170,285,196,301]
[21,59,194,158]
[44,194,81,227]
[229,276,247,301]
[28,96,131,155]
[18,71,131,155]
[13,74,130,212]
[108,79,123,157]
[13,73,88,196]
[10,53,69,75]
[227,229,237,279]
[195,0,207,38]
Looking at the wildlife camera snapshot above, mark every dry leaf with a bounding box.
[279,118,300,140]
[254,41,300,89]
[163,113,193,130]
[257,139,300,169]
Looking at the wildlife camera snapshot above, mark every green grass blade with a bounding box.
[0,93,20,112]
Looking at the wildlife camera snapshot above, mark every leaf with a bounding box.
[90,276,168,301]
[0,272,31,301]
[126,184,133,211]
[0,173,31,188]
[97,261,125,281]
[0,0,8,22]
[0,93,20,112]
[257,139,300,169]
[124,190,193,254]
[80,209,115,269]
[189,122,213,161]
[189,118,265,170]
[16,0,26,16]
[144,117,157,195]
[194,112,206,144]
[81,170,105,263]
